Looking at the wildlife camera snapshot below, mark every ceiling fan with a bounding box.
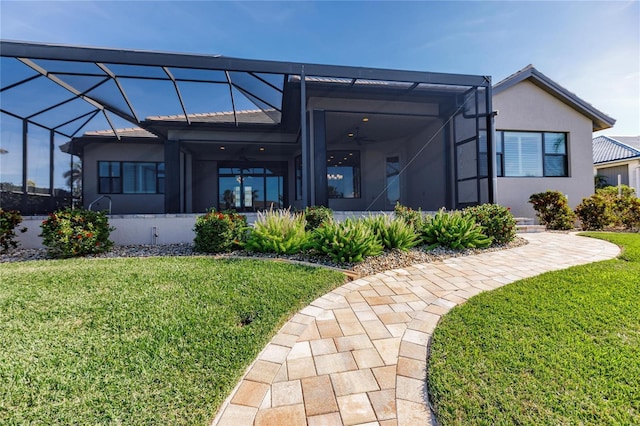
[347,126,376,145]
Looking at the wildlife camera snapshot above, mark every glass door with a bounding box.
[218,163,286,212]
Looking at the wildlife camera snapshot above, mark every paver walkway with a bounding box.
[211,232,620,426]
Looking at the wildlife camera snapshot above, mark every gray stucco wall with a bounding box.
[83,143,165,214]
[493,80,595,219]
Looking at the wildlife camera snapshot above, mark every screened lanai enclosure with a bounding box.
[1,40,495,215]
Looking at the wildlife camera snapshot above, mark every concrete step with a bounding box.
[514,217,535,225]
[516,224,546,233]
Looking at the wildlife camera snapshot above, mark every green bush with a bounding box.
[245,208,309,254]
[597,185,638,229]
[0,209,25,252]
[528,190,576,230]
[310,218,383,263]
[193,209,247,253]
[575,194,613,230]
[394,202,424,227]
[363,214,420,251]
[463,204,516,245]
[304,205,333,231]
[620,198,640,230]
[40,208,113,258]
[575,185,640,231]
[420,209,492,250]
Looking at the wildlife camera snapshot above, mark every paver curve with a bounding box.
[211,232,620,426]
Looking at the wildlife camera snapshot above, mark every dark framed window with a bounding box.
[98,161,121,194]
[98,161,164,194]
[327,150,360,199]
[496,131,567,177]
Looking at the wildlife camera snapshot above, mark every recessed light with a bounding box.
[219,146,225,150]
[347,132,354,138]
[362,117,369,122]
[259,147,265,151]
[338,162,342,165]
[349,152,353,156]
[343,157,347,160]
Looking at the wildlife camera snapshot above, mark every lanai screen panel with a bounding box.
[1,40,494,214]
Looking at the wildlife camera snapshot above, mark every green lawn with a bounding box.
[427,232,640,425]
[0,257,345,425]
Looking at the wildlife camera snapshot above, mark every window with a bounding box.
[327,151,360,199]
[496,131,567,177]
[99,161,121,194]
[98,161,164,194]
[386,156,400,206]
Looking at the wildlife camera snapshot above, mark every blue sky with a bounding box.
[2,0,638,136]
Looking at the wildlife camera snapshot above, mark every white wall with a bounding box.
[494,80,595,219]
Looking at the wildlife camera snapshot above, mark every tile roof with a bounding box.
[84,127,158,138]
[81,110,275,138]
[593,135,640,164]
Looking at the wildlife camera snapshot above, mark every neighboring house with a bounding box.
[593,136,640,193]
[0,42,616,220]
[492,65,615,219]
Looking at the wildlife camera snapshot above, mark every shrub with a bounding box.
[463,204,516,245]
[575,194,612,230]
[363,214,420,251]
[310,218,383,263]
[394,202,424,227]
[40,208,113,258]
[620,197,640,230]
[597,185,638,228]
[304,205,333,231]
[0,209,25,252]
[528,190,576,230]
[193,209,247,253]
[245,208,309,254]
[420,209,492,250]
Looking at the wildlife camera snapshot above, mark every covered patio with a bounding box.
[1,40,495,215]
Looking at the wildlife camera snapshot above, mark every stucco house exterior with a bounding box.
[1,42,616,232]
[593,135,640,193]
[492,65,615,219]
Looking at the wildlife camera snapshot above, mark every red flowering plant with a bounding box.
[193,208,247,253]
[0,209,26,252]
[40,208,114,258]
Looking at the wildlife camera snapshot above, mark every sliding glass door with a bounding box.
[218,162,286,212]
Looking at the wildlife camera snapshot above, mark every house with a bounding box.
[0,42,616,235]
[593,136,640,193]
[492,65,615,219]
[0,40,494,218]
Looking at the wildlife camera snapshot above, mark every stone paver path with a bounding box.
[211,232,620,426]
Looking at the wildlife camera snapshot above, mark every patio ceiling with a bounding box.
[1,40,491,143]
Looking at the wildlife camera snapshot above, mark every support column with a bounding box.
[164,139,181,213]
[299,67,311,207]
[486,84,496,204]
[313,110,328,207]
[49,130,55,196]
[21,120,28,212]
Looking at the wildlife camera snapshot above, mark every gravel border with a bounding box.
[1,237,529,276]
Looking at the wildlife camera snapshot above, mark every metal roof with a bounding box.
[1,40,491,142]
[593,135,640,164]
[494,65,616,132]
